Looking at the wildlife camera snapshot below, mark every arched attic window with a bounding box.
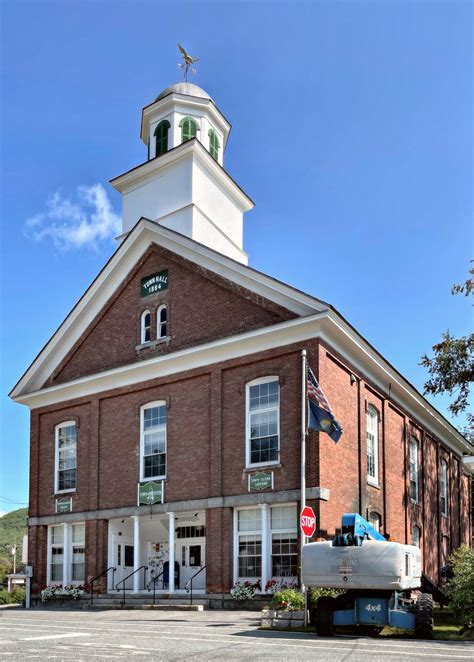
[157,304,167,339]
[141,310,151,344]
[179,116,198,143]
[208,129,220,161]
[154,120,170,157]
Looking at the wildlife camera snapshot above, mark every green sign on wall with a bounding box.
[141,270,168,297]
[248,471,273,492]
[138,481,164,505]
[56,497,72,514]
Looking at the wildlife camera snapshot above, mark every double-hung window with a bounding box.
[366,406,379,485]
[411,525,421,547]
[141,402,167,480]
[157,304,167,339]
[141,310,151,344]
[50,525,64,582]
[369,511,381,532]
[236,508,261,579]
[246,377,280,466]
[55,422,77,493]
[409,437,419,503]
[271,505,297,578]
[440,460,448,517]
[71,523,85,582]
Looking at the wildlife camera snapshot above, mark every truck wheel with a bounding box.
[415,593,433,640]
[314,596,334,636]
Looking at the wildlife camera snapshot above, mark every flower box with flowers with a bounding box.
[40,584,86,603]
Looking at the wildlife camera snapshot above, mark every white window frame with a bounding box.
[157,304,168,339]
[140,401,167,482]
[366,406,379,486]
[141,310,151,344]
[54,421,77,495]
[369,511,381,532]
[48,524,65,584]
[245,376,280,468]
[47,522,86,586]
[71,523,86,583]
[409,436,419,503]
[411,525,421,547]
[233,506,262,582]
[440,459,448,517]
[270,504,298,581]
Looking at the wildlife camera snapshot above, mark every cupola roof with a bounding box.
[155,82,213,102]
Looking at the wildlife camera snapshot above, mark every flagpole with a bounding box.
[300,348,308,625]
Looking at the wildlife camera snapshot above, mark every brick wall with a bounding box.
[47,245,295,387]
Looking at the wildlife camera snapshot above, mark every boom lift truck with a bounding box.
[302,513,448,638]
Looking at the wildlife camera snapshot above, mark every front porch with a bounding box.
[107,510,206,595]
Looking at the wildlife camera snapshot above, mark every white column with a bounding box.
[63,523,71,586]
[168,512,175,593]
[260,504,270,593]
[132,515,140,593]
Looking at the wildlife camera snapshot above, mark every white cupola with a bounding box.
[111,82,254,264]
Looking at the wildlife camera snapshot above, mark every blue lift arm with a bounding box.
[333,513,386,546]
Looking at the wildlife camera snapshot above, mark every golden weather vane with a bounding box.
[177,43,199,82]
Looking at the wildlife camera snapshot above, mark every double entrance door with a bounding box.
[176,540,205,590]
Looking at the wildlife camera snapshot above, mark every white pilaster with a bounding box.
[260,504,270,592]
[132,515,140,593]
[168,512,175,593]
[63,523,71,585]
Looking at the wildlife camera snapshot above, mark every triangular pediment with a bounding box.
[10,219,328,398]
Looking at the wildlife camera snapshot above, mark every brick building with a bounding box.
[10,82,472,600]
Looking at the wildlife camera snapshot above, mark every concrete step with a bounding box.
[83,603,204,611]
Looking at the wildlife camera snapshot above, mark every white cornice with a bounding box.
[110,140,253,212]
[12,314,328,409]
[12,308,471,458]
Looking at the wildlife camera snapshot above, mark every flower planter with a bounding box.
[261,609,307,629]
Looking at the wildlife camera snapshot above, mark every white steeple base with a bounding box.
[111,139,253,265]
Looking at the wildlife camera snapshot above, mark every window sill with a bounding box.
[367,479,381,490]
[245,463,280,472]
[136,336,171,352]
[54,489,76,496]
[140,476,166,482]
[410,499,419,506]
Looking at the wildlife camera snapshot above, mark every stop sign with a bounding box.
[300,506,316,537]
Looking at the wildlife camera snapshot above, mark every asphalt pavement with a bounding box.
[0,607,473,661]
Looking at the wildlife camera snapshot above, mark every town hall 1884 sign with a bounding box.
[141,270,168,297]
[138,481,164,505]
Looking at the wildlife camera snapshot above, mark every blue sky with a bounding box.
[0,1,472,513]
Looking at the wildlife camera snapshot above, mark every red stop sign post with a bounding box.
[300,506,316,538]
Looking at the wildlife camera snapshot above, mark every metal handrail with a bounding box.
[185,565,206,605]
[115,565,148,605]
[147,569,165,605]
[85,566,116,604]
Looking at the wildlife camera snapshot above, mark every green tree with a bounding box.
[447,545,474,631]
[420,265,474,435]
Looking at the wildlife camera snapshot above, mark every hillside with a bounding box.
[0,508,28,579]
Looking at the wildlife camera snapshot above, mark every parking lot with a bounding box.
[0,607,473,661]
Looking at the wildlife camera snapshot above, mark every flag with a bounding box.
[307,367,343,443]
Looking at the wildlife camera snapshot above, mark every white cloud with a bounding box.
[25,184,121,250]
